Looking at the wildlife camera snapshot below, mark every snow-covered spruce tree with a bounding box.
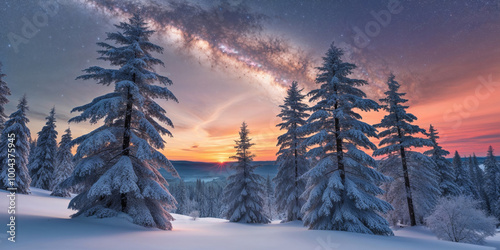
[452,151,476,197]
[205,185,218,218]
[211,183,225,218]
[378,153,440,226]
[263,175,277,220]
[425,196,497,244]
[472,154,484,189]
[195,179,208,217]
[483,146,500,219]
[27,138,37,171]
[29,107,58,190]
[51,128,74,197]
[0,96,31,194]
[62,14,179,230]
[0,62,11,133]
[373,74,439,226]
[471,153,488,210]
[274,81,309,222]
[424,125,459,197]
[223,122,269,224]
[466,156,481,201]
[300,44,393,235]
[175,179,188,215]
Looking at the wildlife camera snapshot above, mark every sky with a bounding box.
[0,0,499,162]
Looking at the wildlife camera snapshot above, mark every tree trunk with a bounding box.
[333,86,345,189]
[398,131,416,226]
[121,73,135,212]
[335,117,344,185]
[294,130,300,221]
[393,103,417,226]
[294,147,300,220]
[268,191,272,220]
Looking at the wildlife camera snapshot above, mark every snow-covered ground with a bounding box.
[1,188,499,250]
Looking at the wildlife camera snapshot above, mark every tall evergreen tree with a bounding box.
[62,14,179,230]
[175,179,188,215]
[223,122,269,224]
[373,74,439,226]
[214,183,225,218]
[466,156,480,200]
[0,96,31,194]
[378,153,440,226]
[300,44,393,235]
[263,175,276,220]
[471,153,487,209]
[483,146,500,219]
[206,184,219,218]
[51,128,74,197]
[27,138,37,171]
[195,179,208,217]
[30,107,58,190]
[472,154,483,186]
[452,151,475,197]
[0,62,11,133]
[424,125,459,197]
[274,81,309,222]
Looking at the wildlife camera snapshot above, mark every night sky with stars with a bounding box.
[1,0,499,162]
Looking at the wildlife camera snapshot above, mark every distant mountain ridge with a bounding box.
[163,157,500,183]
[160,160,278,182]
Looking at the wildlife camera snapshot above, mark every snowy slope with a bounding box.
[0,188,499,250]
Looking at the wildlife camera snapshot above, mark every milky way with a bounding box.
[75,0,318,101]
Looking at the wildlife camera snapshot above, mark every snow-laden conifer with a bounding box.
[195,179,208,217]
[466,156,481,201]
[206,184,220,218]
[378,152,440,226]
[51,128,74,197]
[263,175,277,220]
[223,122,269,224]
[470,153,488,210]
[30,107,58,190]
[471,154,484,189]
[452,151,475,197]
[27,139,37,171]
[0,63,11,133]
[62,14,179,230]
[0,96,31,194]
[175,179,188,215]
[374,74,439,226]
[424,125,459,197]
[483,146,500,219]
[300,44,393,235]
[274,81,309,222]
